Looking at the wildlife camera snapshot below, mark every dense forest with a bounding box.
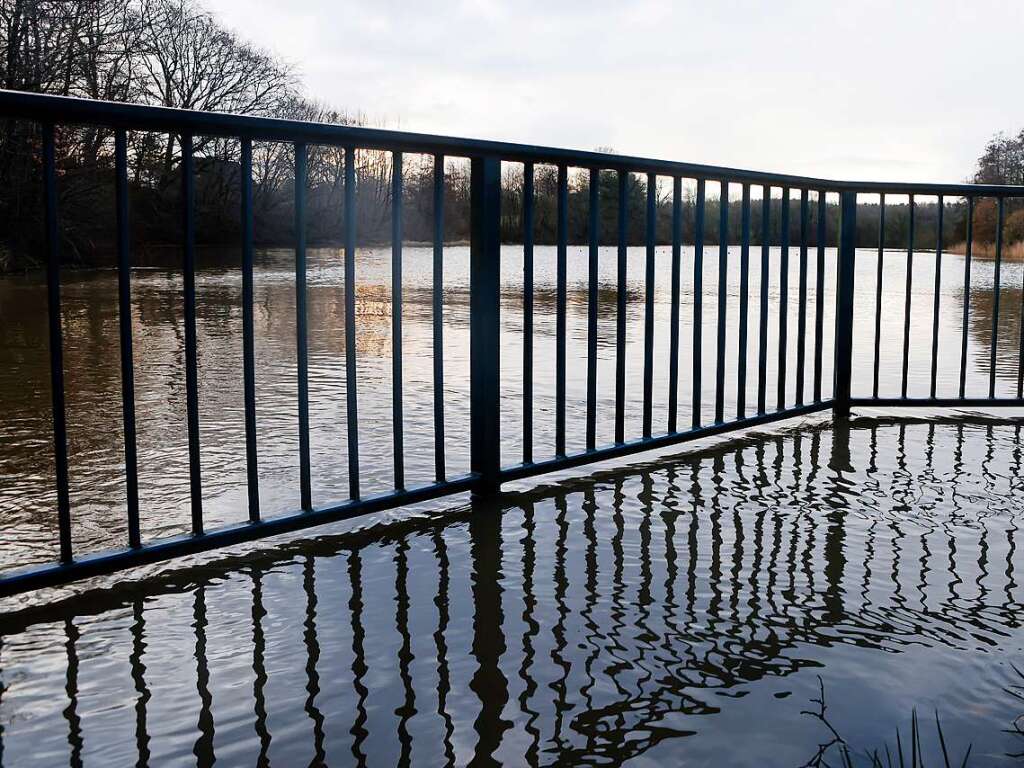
[1,0,1023,271]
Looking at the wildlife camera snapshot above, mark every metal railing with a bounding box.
[1,89,1023,596]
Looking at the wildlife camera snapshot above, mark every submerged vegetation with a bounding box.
[802,666,1024,767]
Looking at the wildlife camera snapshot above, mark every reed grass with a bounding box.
[801,677,973,767]
[946,241,1024,261]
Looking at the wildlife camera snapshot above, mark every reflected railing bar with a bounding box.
[515,501,542,766]
[182,134,205,533]
[295,142,313,511]
[579,488,602,747]
[193,584,215,766]
[959,198,974,399]
[0,637,4,765]
[130,598,150,766]
[63,618,82,767]
[392,151,406,490]
[550,493,572,744]
[394,541,414,765]
[347,549,369,767]
[302,555,326,764]
[796,189,809,406]
[872,193,885,399]
[930,196,944,398]
[240,138,260,522]
[990,197,1005,399]
[114,129,141,549]
[430,529,457,766]
[432,154,447,482]
[249,570,271,763]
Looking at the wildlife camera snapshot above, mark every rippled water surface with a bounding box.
[2,245,1024,765]
[1,418,1024,766]
[1,245,1022,570]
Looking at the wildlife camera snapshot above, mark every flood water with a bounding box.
[1,245,1024,765]
[1,418,1024,766]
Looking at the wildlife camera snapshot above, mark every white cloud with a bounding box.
[204,0,1024,183]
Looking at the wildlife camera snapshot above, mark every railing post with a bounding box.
[470,156,502,500]
[833,190,857,418]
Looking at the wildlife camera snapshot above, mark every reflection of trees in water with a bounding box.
[0,267,642,544]
[961,284,1024,377]
[2,419,1021,765]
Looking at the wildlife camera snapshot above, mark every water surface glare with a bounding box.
[1,418,1023,766]
[0,245,1022,570]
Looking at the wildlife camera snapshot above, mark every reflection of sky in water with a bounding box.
[0,419,1022,765]
[0,245,1022,570]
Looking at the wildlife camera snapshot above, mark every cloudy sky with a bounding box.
[204,0,1022,184]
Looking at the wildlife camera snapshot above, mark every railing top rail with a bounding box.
[4,89,1023,198]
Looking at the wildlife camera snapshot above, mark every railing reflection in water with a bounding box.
[1,417,1023,766]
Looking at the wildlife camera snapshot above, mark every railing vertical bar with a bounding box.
[522,162,535,463]
[959,197,973,399]
[834,191,857,417]
[692,178,706,428]
[294,142,312,511]
[813,190,826,402]
[469,156,502,499]
[714,181,728,424]
[900,195,915,399]
[432,155,446,482]
[615,171,627,444]
[777,187,790,410]
[344,146,360,500]
[42,124,72,563]
[757,188,770,415]
[586,168,599,451]
[667,176,682,433]
[182,133,204,534]
[736,183,751,419]
[240,139,260,523]
[555,164,568,456]
[114,129,140,546]
[989,197,1004,399]
[1019,226,1024,399]
[929,196,943,399]
[795,189,809,406]
[643,172,656,438]
[391,151,405,489]
[872,194,885,399]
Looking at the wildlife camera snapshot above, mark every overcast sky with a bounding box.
[204,0,1022,184]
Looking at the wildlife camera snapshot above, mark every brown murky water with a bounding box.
[1,245,1023,765]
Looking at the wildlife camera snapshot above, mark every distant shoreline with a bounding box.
[946,241,1024,261]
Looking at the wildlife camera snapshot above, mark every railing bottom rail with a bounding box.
[501,401,834,482]
[0,476,475,598]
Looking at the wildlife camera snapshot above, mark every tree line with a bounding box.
[0,0,1020,271]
